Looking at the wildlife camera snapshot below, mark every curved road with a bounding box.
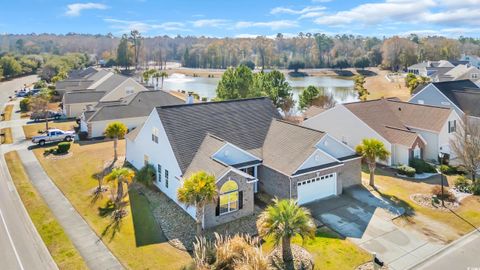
[0,75,58,270]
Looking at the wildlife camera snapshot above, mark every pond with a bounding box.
[154,73,358,104]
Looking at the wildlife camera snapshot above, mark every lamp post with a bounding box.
[439,152,445,207]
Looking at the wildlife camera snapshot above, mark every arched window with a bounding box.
[219,180,239,215]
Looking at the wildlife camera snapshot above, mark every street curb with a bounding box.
[407,229,480,269]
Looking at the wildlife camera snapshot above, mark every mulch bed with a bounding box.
[269,245,314,270]
[356,262,388,270]
[44,151,73,160]
[410,194,459,211]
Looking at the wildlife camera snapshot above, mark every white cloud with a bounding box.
[270,6,325,15]
[104,19,188,34]
[315,0,436,26]
[65,2,108,16]
[299,12,324,19]
[191,19,229,28]
[235,20,299,30]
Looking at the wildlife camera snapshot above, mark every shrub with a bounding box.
[409,158,436,174]
[454,165,468,175]
[20,98,30,112]
[431,186,456,202]
[397,165,416,177]
[56,142,71,154]
[473,182,480,195]
[43,148,55,156]
[454,176,473,193]
[439,165,455,175]
[135,164,156,187]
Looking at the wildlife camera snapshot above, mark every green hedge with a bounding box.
[397,165,416,177]
[56,142,70,154]
[409,158,436,174]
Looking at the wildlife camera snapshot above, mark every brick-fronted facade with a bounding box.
[203,170,255,228]
[257,166,291,199]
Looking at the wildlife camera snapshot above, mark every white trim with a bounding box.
[321,133,357,153]
[409,83,465,115]
[292,163,344,178]
[340,156,362,162]
[339,104,392,144]
[216,167,256,183]
[292,148,340,176]
[415,133,428,146]
[212,142,262,162]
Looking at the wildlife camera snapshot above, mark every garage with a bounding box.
[296,173,337,205]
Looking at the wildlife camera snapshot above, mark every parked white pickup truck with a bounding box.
[32,129,75,146]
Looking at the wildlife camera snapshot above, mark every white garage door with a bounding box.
[297,173,337,205]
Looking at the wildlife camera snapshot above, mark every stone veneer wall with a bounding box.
[203,170,254,228]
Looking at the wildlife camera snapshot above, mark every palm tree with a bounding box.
[257,199,316,267]
[153,71,161,88]
[104,122,128,162]
[159,71,168,89]
[104,167,135,213]
[177,171,218,237]
[355,138,390,187]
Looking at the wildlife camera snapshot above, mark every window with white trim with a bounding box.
[165,170,169,188]
[219,180,239,215]
[152,128,159,143]
[448,120,457,133]
[157,164,162,182]
[472,73,478,79]
[125,86,135,95]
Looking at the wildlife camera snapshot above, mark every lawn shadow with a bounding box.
[356,69,377,77]
[129,188,168,247]
[332,70,354,77]
[98,200,125,242]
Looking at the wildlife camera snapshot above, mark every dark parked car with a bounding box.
[30,110,63,121]
[16,90,29,97]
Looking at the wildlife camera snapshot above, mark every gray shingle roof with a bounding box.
[262,120,326,175]
[422,80,480,117]
[156,97,281,174]
[68,67,98,79]
[94,74,129,92]
[87,90,184,122]
[64,91,106,104]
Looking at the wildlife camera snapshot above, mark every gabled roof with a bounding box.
[64,91,106,104]
[343,99,453,146]
[87,90,184,122]
[155,97,281,173]
[94,73,129,92]
[412,79,478,95]
[68,67,98,79]
[262,120,326,175]
[183,134,230,178]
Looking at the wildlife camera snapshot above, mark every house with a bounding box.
[409,80,480,124]
[79,90,184,138]
[460,54,480,69]
[125,98,361,228]
[407,60,454,77]
[303,98,461,166]
[441,65,480,82]
[62,73,147,118]
[56,69,112,98]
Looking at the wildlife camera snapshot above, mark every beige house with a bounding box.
[62,73,147,118]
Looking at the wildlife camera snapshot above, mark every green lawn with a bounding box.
[129,188,168,247]
[5,151,88,270]
[34,141,192,270]
[263,227,371,270]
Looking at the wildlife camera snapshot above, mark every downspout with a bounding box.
[289,176,292,199]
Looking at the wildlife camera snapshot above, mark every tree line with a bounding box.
[0,52,92,82]
[2,33,480,72]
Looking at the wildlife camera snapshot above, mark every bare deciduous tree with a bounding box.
[450,116,480,182]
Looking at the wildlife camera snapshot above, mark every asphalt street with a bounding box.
[0,75,58,270]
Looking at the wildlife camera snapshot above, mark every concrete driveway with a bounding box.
[305,187,444,270]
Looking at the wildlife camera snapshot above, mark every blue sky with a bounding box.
[1,0,480,37]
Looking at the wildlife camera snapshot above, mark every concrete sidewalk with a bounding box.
[413,230,480,270]
[18,149,124,270]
